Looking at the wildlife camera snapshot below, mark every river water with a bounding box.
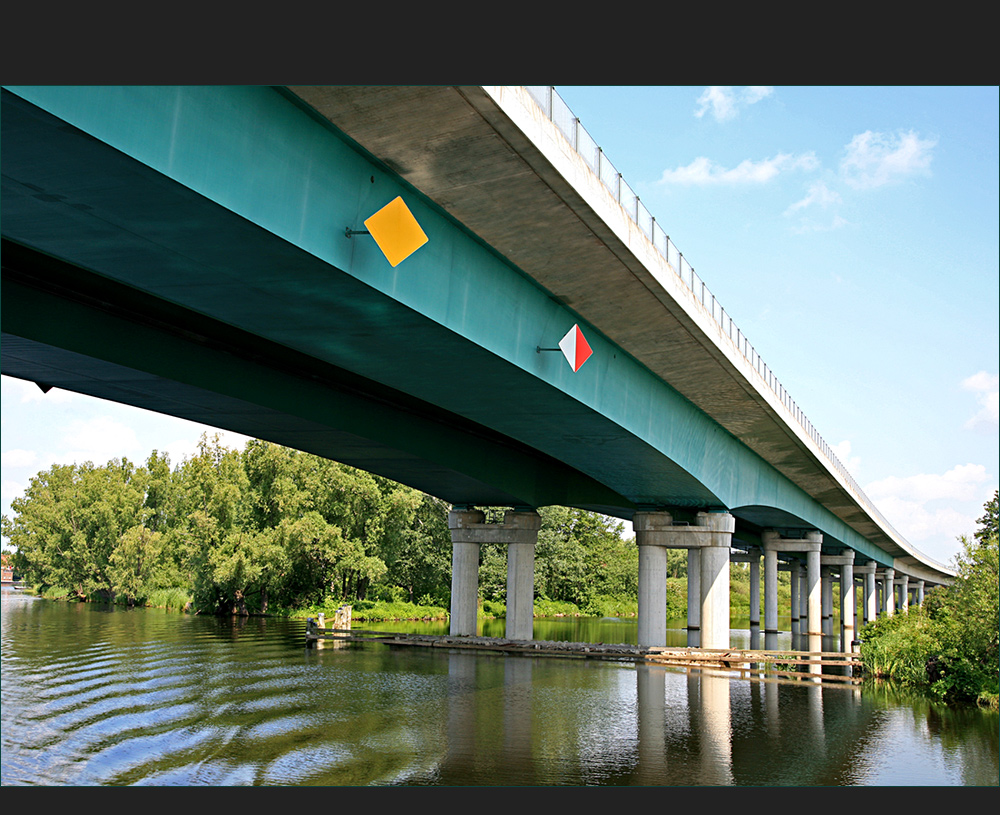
[2,587,996,786]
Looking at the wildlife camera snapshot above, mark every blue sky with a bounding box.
[2,86,998,567]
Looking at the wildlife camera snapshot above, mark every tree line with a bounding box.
[2,435,640,616]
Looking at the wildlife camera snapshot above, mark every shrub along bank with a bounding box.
[859,492,998,709]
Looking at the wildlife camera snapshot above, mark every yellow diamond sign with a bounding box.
[363,196,428,267]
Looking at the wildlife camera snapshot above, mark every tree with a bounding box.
[533,507,636,608]
[974,489,998,546]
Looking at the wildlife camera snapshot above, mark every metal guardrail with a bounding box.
[524,86,907,548]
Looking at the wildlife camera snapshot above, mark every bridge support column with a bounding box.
[763,531,821,653]
[799,563,810,645]
[762,539,780,651]
[748,548,761,648]
[842,559,855,650]
[858,560,877,624]
[449,510,484,636]
[504,512,542,640]
[789,559,801,640]
[699,516,734,650]
[634,511,734,649]
[806,542,823,659]
[822,551,855,651]
[898,574,909,613]
[821,567,834,639]
[767,531,822,662]
[748,550,760,622]
[448,509,541,639]
[687,548,701,647]
[731,549,761,648]
[916,579,925,606]
[883,568,895,617]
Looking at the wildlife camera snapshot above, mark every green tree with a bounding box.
[3,459,152,602]
[108,525,166,606]
[974,489,998,545]
[179,434,259,613]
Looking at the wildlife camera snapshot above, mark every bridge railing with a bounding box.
[525,86,907,547]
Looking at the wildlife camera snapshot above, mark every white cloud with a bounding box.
[784,181,848,232]
[864,463,995,565]
[53,416,143,466]
[784,181,842,215]
[659,152,818,185]
[840,129,937,189]
[694,86,774,122]
[1,449,38,468]
[962,371,999,432]
[866,463,990,504]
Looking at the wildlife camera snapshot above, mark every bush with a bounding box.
[859,609,938,686]
[581,594,637,618]
[534,598,582,617]
[144,588,193,611]
[858,497,998,708]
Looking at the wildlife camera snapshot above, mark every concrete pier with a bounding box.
[448,509,541,639]
[762,530,822,655]
[635,511,735,649]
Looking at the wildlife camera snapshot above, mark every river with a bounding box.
[2,587,996,786]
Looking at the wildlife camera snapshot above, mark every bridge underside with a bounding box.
[1,87,720,518]
[2,86,945,580]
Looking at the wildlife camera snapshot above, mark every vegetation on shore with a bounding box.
[859,492,998,709]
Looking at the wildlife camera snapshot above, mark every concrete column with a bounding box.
[821,567,833,638]
[504,511,542,641]
[634,511,734,649]
[448,509,541,639]
[789,559,801,638]
[732,549,760,649]
[806,542,823,658]
[916,579,925,606]
[858,560,877,624]
[898,574,909,613]
[637,536,669,648]
[762,541,780,651]
[823,551,855,651]
[687,548,701,647]
[763,531,822,653]
[635,511,673,649]
[700,520,733,650]
[841,559,855,650]
[449,509,485,636]
[884,568,895,617]
[799,565,810,647]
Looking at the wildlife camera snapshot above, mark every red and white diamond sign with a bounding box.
[558,324,593,372]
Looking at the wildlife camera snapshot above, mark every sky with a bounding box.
[2,86,998,569]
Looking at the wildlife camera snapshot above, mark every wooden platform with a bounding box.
[305,624,861,684]
[645,647,861,683]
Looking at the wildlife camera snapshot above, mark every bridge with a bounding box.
[1,85,953,652]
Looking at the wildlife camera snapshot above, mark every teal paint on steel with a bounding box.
[2,85,891,565]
